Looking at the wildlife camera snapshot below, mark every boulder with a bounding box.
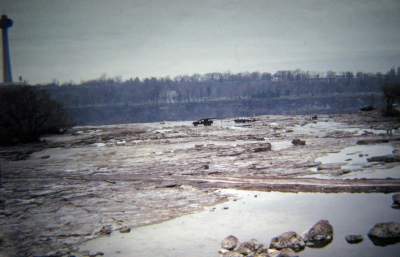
[222,235,239,250]
[240,239,264,252]
[345,234,363,244]
[269,231,305,252]
[392,193,400,209]
[291,139,306,146]
[236,245,254,256]
[303,220,333,247]
[368,222,400,246]
[236,239,264,255]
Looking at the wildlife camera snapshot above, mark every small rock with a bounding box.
[157,182,179,188]
[89,252,104,257]
[291,139,305,146]
[223,206,229,210]
[253,143,272,152]
[218,248,230,255]
[40,155,50,159]
[270,231,305,252]
[119,226,131,233]
[222,251,244,257]
[276,248,298,257]
[303,220,333,247]
[99,225,112,235]
[345,234,363,244]
[222,235,239,250]
[368,222,400,246]
[392,193,400,209]
[236,245,254,256]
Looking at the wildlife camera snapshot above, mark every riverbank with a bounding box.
[1,111,399,256]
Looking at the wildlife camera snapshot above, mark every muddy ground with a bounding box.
[1,111,400,257]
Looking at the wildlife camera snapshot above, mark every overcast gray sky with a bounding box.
[1,0,400,83]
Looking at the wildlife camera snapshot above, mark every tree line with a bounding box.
[38,68,400,109]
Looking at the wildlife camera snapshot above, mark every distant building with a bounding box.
[0,14,14,83]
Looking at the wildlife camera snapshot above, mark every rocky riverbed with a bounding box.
[1,111,400,256]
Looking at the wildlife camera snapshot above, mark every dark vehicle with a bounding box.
[193,118,214,126]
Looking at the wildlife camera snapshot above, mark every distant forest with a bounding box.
[38,68,400,125]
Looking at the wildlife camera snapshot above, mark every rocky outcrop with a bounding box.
[269,231,305,252]
[222,235,239,251]
[303,220,333,247]
[345,234,363,244]
[368,222,400,246]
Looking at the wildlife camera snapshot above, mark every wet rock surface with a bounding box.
[368,222,400,246]
[270,231,305,252]
[303,220,334,247]
[345,234,363,244]
[221,235,239,250]
[1,112,400,256]
[291,139,306,146]
[393,193,400,208]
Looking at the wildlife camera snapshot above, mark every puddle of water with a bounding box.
[316,144,394,171]
[342,166,400,179]
[80,190,400,257]
[294,121,386,137]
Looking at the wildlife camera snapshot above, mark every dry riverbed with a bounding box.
[1,111,400,257]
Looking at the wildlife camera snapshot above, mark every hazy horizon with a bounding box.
[1,0,400,84]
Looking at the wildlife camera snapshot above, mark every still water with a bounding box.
[80,190,400,257]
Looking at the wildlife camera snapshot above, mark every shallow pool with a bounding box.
[79,190,400,257]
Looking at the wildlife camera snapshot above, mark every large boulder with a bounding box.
[368,222,400,246]
[303,220,333,247]
[269,231,305,252]
[392,193,400,209]
[222,235,239,250]
[237,239,264,255]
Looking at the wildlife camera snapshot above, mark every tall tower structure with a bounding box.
[0,14,13,83]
